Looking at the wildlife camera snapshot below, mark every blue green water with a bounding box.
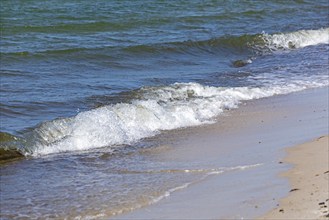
[0,0,328,219]
[1,0,328,135]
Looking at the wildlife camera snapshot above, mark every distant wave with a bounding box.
[2,28,328,58]
[2,28,329,62]
[6,21,134,33]
[146,27,329,55]
[261,28,329,51]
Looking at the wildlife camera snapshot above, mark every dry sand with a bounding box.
[260,136,329,219]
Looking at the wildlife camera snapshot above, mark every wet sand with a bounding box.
[115,87,329,219]
[259,136,329,219]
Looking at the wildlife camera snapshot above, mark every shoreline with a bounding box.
[115,87,329,219]
[1,87,327,219]
[259,135,329,219]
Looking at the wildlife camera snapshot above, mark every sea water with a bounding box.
[0,0,328,219]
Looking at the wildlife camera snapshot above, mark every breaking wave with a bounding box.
[261,28,329,51]
[1,27,328,158]
[1,79,324,157]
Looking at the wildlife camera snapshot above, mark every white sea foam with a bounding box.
[262,28,329,51]
[31,79,328,156]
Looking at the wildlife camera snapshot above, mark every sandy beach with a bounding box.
[260,135,329,219]
[114,87,328,219]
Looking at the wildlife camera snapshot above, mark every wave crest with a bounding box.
[261,28,329,51]
[17,79,326,156]
[3,28,328,58]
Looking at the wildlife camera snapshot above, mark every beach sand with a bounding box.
[259,135,329,219]
[115,87,329,219]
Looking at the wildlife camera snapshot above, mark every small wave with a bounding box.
[5,21,134,35]
[115,163,262,175]
[260,28,329,51]
[2,28,327,59]
[15,79,327,156]
[145,164,263,207]
[110,163,262,216]
[139,27,329,55]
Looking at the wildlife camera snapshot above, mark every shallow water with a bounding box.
[0,0,329,219]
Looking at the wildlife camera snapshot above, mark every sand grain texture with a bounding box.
[260,136,329,219]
